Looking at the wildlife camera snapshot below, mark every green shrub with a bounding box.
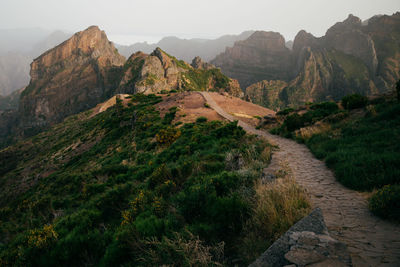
[276,108,294,116]
[196,116,207,123]
[369,185,400,221]
[284,113,304,131]
[341,94,368,110]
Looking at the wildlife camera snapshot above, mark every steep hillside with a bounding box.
[212,13,400,109]
[116,31,254,62]
[0,93,309,266]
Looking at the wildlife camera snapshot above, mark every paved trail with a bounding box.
[199,92,400,267]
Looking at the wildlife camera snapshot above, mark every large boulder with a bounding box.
[250,208,352,267]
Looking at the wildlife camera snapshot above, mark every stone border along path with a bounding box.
[199,92,400,267]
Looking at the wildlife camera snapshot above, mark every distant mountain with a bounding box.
[0,29,71,96]
[116,31,254,62]
[211,12,400,109]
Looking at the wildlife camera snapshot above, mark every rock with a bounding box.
[119,47,240,96]
[307,258,349,267]
[284,247,326,265]
[225,79,244,98]
[191,56,215,70]
[19,26,125,130]
[249,208,352,267]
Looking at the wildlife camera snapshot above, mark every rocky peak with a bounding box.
[151,47,172,69]
[19,26,126,130]
[30,26,125,81]
[244,31,287,51]
[324,14,378,75]
[293,30,318,53]
[191,56,215,70]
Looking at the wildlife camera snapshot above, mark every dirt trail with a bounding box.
[199,92,400,267]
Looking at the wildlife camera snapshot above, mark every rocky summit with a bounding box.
[18,26,125,130]
[118,47,242,97]
[213,13,400,109]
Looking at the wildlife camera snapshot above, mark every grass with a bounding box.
[0,93,311,266]
[239,168,310,263]
[181,69,230,91]
[270,94,400,221]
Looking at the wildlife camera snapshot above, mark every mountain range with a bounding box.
[212,13,400,109]
[1,12,400,146]
[115,31,255,62]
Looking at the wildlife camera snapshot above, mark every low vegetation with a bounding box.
[269,93,400,221]
[0,94,310,265]
[181,69,230,91]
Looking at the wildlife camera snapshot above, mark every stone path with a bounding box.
[199,92,400,267]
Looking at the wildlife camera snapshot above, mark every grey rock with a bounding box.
[249,208,352,267]
[285,247,326,265]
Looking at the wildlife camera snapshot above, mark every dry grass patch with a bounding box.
[239,172,311,263]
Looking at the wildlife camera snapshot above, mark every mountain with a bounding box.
[18,26,125,131]
[0,30,71,96]
[116,31,254,62]
[0,26,241,147]
[118,48,242,96]
[211,31,293,88]
[212,13,400,109]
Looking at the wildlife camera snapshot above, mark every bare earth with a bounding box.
[156,91,275,126]
[199,92,400,267]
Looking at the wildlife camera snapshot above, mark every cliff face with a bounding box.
[211,31,292,88]
[211,13,400,109]
[19,26,125,129]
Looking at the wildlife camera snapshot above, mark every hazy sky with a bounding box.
[1,0,399,44]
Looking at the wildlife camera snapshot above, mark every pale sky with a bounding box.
[1,0,399,44]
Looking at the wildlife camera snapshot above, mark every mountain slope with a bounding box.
[0,93,302,266]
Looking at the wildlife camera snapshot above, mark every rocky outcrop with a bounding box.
[250,208,352,267]
[18,26,125,130]
[191,56,215,70]
[119,48,242,97]
[211,31,292,88]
